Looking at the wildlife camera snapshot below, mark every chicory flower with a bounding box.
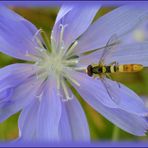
[0,3,148,142]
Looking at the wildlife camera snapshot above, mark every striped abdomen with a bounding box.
[91,64,143,74]
[118,64,143,72]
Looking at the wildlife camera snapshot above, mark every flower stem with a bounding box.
[112,125,120,141]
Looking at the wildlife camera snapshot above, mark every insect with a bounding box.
[86,35,143,78]
[86,34,143,103]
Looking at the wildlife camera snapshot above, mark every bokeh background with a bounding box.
[0,3,148,141]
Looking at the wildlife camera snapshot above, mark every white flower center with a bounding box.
[27,25,81,101]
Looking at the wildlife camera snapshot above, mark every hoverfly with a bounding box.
[86,35,143,103]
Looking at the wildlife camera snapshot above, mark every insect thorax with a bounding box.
[91,65,117,74]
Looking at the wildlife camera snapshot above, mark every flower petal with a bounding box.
[75,5,148,54]
[0,6,40,61]
[68,70,148,116]
[84,97,148,136]
[69,72,148,136]
[36,78,61,142]
[18,99,40,141]
[52,3,100,50]
[54,4,73,24]
[0,76,43,122]
[58,102,72,141]
[0,64,37,100]
[0,63,37,87]
[18,78,89,142]
[19,78,62,142]
[104,78,148,115]
[109,43,148,66]
[65,98,90,141]
[59,94,90,141]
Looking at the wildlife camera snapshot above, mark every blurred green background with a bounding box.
[0,5,148,142]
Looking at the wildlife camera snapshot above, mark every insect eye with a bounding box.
[87,65,93,77]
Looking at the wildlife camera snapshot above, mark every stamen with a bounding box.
[58,24,68,55]
[63,72,80,87]
[30,27,81,98]
[34,61,50,80]
[35,46,49,59]
[61,80,73,101]
[35,46,45,52]
[32,29,44,49]
[36,93,43,102]
[25,50,40,61]
[51,32,56,54]
[34,65,42,80]
[63,59,79,65]
[66,41,78,57]
[57,90,63,98]
[33,29,42,40]
[73,67,86,72]
[34,69,48,80]
[59,24,65,47]
[59,25,65,56]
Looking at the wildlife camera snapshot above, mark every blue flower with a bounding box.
[0,4,148,142]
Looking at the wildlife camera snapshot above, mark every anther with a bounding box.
[51,34,56,54]
[61,80,73,101]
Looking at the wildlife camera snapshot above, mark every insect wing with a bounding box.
[101,78,120,104]
[99,34,120,64]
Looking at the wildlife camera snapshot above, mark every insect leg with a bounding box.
[106,73,112,79]
[93,74,98,79]
[116,81,121,88]
[101,78,119,104]
[101,78,114,102]
[106,73,120,88]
